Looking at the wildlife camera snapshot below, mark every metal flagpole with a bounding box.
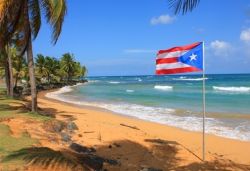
[202,41,206,161]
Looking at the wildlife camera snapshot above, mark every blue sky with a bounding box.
[33,0,250,76]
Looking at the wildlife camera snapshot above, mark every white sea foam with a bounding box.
[173,77,208,81]
[126,89,134,93]
[109,81,120,84]
[45,83,82,99]
[88,80,100,83]
[213,86,250,92]
[154,85,173,91]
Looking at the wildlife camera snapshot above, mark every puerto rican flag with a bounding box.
[156,42,203,75]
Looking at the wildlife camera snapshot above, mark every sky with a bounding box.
[33,0,250,76]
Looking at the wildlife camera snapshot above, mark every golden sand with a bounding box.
[31,90,250,170]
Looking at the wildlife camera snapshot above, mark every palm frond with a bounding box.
[0,0,24,49]
[29,0,41,39]
[168,0,200,15]
[41,0,67,44]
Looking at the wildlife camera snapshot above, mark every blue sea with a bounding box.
[46,74,250,141]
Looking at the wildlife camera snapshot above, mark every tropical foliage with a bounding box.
[35,53,87,83]
[0,0,67,112]
[0,50,87,92]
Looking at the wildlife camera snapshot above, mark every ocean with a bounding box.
[46,74,250,141]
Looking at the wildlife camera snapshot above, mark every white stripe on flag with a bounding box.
[156,62,191,70]
[157,50,188,59]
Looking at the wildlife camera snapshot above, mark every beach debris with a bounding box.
[60,132,71,142]
[78,155,119,170]
[44,120,65,133]
[67,121,78,131]
[70,143,96,154]
[120,123,140,130]
[139,167,162,171]
[83,131,95,134]
[98,132,102,142]
[78,155,103,170]
[144,139,177,145]
[113,143,121,148]
[73,146,119,170]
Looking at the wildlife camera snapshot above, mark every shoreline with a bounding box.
[44,85,250,142]
[38,89,250,166]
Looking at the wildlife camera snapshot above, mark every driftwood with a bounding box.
[120,123,140,130]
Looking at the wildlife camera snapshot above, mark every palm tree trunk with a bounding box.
[67,72,70,83]
[7,46,14,97]
[4,60,10,96]
[14,73,19,89]
[27,38,37,112]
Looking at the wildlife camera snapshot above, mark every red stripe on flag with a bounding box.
[156,57,178,64]
[156,67,201,75]
[157,42,201,55]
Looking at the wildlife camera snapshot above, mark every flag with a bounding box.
[156,42,203,75]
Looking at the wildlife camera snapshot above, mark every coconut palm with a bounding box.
[168,0,200,14]
[80,66,87,78]
[35,54,47,81]
[12,52,28,89]
[74,63,87,80]
[60,53,75,82]
[0,45,14,97]
[44,56,60,83]
[0,0,67,112]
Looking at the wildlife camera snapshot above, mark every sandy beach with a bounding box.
[33,90,250,170]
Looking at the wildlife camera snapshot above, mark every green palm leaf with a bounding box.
[29,0,41,39]
[169,0,200,14]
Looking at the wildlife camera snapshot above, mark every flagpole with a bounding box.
[202,41,206,161]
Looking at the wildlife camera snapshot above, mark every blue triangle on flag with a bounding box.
[178,43,203,70]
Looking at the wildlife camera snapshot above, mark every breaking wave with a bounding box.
[109,81,120,84]
[154,85,173,91]
[213,86,250,92]
[173,77,208,81]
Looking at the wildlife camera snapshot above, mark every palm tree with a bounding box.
[60,53,75,82]
[74,63,87,80]
[0,0,67,112]
[0,51,10,94]
[44,56,60,83]
[168,0,200,14]
[12,52,28,89]
[80,66,87,78]
[7,46,15,96]
[35,54,47,81]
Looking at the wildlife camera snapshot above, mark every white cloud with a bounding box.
[124,49,155,53]
[150,14,176,25]
[210,40,231,57]
[240,28,250,43]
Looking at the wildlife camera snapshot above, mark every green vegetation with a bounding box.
[0,88,53,169]
[0,0,68,112]
[35,53,87,84]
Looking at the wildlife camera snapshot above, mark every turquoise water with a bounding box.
[47,74,250,141]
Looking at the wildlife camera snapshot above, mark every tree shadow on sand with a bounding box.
[2,139,250,171]
[3,147,95,171]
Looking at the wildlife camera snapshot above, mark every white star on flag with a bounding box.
[189,53,197,61]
